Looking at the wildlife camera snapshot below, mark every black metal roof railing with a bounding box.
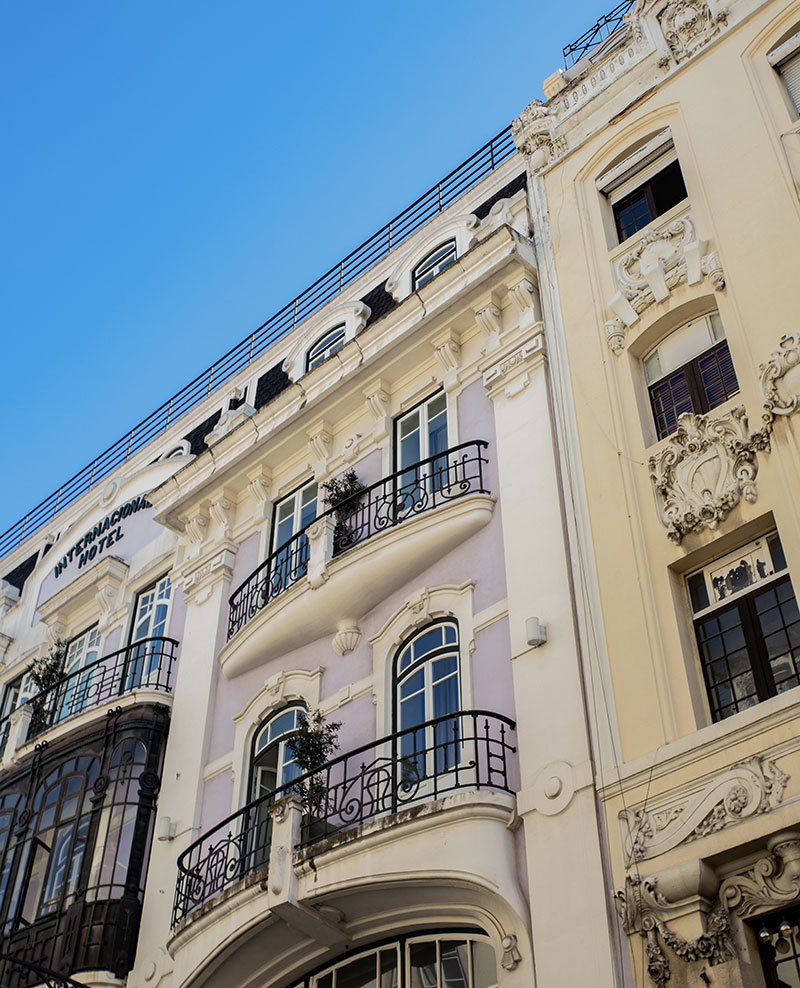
[562,0,635,68]
[0,127,517,564]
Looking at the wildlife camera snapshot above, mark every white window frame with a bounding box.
[272,480,318,554]
[306,325,346,372]
[412,240,458,291]
[769,31,800,115]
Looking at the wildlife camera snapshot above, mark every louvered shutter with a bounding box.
[698,341,739,411]
[781,51,800,114]
[650,370,694,439]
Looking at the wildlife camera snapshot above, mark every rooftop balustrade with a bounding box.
[562,0,635,68]
[24,637,178,743]
[228,440,490,640]
[172,709,516,926]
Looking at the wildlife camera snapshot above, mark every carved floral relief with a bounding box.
[620,756,788,862]
[759,333,800,432]
[648,407,759,543]
[657,0,725,63]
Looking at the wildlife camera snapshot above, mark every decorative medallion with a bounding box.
[648,407,759,543]
[657,0,724,63]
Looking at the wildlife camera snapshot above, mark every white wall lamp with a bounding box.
[157,816,177,841]
[526,617,547,649]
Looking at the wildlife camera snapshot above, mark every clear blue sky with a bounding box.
[1,0,605,534]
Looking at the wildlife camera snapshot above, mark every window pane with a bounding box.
[440,942,469,988]
[410,941,438,988]
[650,370,694,439]
[649,159,688,215]
[336,953,377,988]
[697,341,739,410]
[472,942,497,988]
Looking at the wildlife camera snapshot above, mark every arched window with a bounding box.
[644,309,739,440]
[394,621,460,776]
[412,241,457,290]
[306,325,346,372]
[250,705,305,801]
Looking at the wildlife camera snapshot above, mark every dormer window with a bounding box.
[306,325,346,372]
[412,241,457,291]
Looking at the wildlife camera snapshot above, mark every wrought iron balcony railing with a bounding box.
[562,0,635,68]
[26,637,178,742]
[228,440,490,639]
[172,709,516,925]
[0,954,91,988]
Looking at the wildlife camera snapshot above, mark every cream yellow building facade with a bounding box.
[512,0,800,984]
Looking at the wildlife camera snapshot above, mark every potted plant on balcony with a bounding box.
[26,639,67,730]
[321,470,366,552]
[287,709,341,841]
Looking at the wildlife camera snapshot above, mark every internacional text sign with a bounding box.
[53,495,152,580]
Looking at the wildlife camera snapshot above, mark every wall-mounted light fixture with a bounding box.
[526,617,547,648]
[157,816,177,841]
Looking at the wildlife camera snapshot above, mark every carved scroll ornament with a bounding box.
[720,831,800,919]
[760,333,800,432]
[657,0,725,64]
[621,756,788,862]
[511,100,566,170]
[648,407,759,543]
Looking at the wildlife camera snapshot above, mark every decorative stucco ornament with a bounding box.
[607,215,725,332]
[759,333,800,432]
[657,0,724,63]
[615,873,736,988]
[511,100,566,170]
[620,755,788,861]
[648,407,759,543]
[720,831,800,918]
[332,626,361,657]
[499,934,522,971]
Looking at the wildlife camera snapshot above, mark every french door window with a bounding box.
[396,393,449,505]
[395,621,461,778]
[271,481,317,591]
[126,576,172,690]
[250,706,304,799]
[60,626,102,717]
[688,533,800,722]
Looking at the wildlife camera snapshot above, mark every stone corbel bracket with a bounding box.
[615,867,736,988]
[432,329,462,393]
[759,333,800,434]
[511,99,566,172]
[648,406,759,543]
[620,755,789,862]
[606,215,725,344]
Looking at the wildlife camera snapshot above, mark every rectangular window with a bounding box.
[395,392,449,500]
[687,533,800,722]
[597,132,688,244]
[127,576,172,689]
[769,32,800,115]
[644,312,739,440]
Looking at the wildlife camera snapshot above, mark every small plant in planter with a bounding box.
[321,470,366,547]
[26,639,67,720]
[286,709,342,827]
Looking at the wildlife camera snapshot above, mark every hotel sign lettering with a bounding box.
[53,495,152,579]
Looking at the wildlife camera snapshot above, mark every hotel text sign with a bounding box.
[53,495,152,580]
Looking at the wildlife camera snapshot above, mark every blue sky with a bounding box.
[1,1,606,535]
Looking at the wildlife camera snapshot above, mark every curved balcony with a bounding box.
[222,442,493,677]
[0,954,91,988]
[172,709,516,926]
[25,637,178,743]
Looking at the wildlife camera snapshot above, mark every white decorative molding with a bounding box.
[511,100,566,171]
[364,380,391,443]
[620,756,789,862]
[183,511,209,546]
[656,0,725,64]
[605,317,626,354]
[209,496,235,536]
[306,517,336,589]
[0,581,20,617]
[499,934,522,971]
[506,278,540,329]
[474,190,531,241]
[282,301,371,383]
[432,330,462,393]
[385,215,478,303]
[648,407,759,543]
[759,333,800,433]
[206,403,256,446]
[474,302,503,352]
[182,545,236,606]
[608,214,724,330]
[0,633,14,665]
[615,869,735,988]
[482,331,547,401]
[332,625,361,657]
[720,831,800,918]
[307,422,334,481]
